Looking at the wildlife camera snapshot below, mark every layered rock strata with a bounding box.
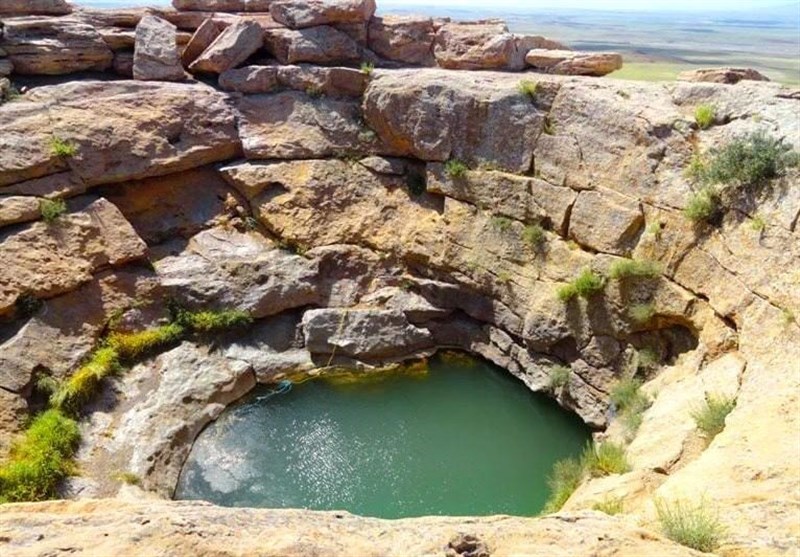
[0,2,798,556]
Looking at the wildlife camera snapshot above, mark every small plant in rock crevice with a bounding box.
[39,198,67,224]
[656,498,725,553]
[691,394,736,442]
[592,496,624,515]
[683,187,720,223]
[517,79,538,99]
[491,215,514,233]
[581,441,631,477]
[49,136,77,158]
[610,377,651,436]
[360,61,374,76]
[548,365,571,393]
[694,104,716,130]
[522,223,546,250]
[628,303,656,324]
[609,259,662,281]
[557,269,605,302]
[444,159,469,178]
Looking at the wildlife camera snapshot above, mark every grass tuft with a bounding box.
[656,498,725,553]
[177,309,253,333]
[107,323,185,361]
[629,303,656,324]
[694,104,716,130]
[360,61,374,76]
[582,441,631,477]
[691,394,736,441]
[522,224,546,249]
[51,347,120,413]
[683,188,719,223]
[542,457,583,513]
[49,137,77,158]
[558,269,605,302]
[40,198,67,224]
[444,159,469,178]
[592,496,624,515]
[491,216,514,233]
[636,347,660,373]
[0,409,80,502]
[609,259,662,280]
[517,79,538,98]
[610,377,651,436]
[548,365,571,392]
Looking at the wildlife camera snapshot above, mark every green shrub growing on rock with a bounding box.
[177,309,253,333]
[490,216,513,232]
[656,498,725,553]
[691,394,736,442]
[360,62,374,76]
[444,159,469,178]
[39,198,67,224]
[522,224,546,249]
[610,377,651,436]
[609,259,662,280]
[49,137,77,158]
[684,188,720,223]
[517,79,538,99]
[542,457,583,513]
[558,269,605,302]
[582,441,631,477]
[701,131,799,189]
[0,409,80,503]
[628,303,656,324]
[51,346,121,413]
[694,104,716,130]
[548,365,571,392]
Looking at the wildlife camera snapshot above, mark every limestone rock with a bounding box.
[1,17,113,75]
[433,22,539,70]
[526,49,623,76]
[569,189,643,256]
[99,167,239,244]
[110,342,256,496]
[0,0,73,16]
[133,15,186,81]
[358,155,408,175]
[236,91,379,159]
[0,269,159,395]
[270,0,376,29]
[112,51,134,77]
[218,65,278,93]
[189,20,263,74]
[154,227,321,318]
[0,389,27,459]
[302,308,434,361]
[180,18,225,67]
[368,15,436,66]
[276,64,367,97]
[364,69,548,172]
[678,67,770,84]
[1,80,240,188]
[0,197,147,318]
[97,27,136,51]
[264,26,361,65]
[0,501,703,556]
[0,196,40,228]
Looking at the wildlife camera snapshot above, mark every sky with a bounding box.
[381,0,794,10]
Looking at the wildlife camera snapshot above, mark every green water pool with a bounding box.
[175,354,590,518]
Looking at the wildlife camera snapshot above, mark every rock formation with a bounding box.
[0,1,798,556]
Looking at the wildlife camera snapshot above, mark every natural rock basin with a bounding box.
[175,355,590,518]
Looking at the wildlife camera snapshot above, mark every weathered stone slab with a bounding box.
[368,15,436,66]
[269,0,376,29]
[189,20,263,74]
[133,15,186,81]
[526,49,622,76]
[264,26,360,65]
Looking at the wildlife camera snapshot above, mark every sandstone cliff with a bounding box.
[0,1,798,556]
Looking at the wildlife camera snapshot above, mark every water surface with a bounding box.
[176,354,589,518]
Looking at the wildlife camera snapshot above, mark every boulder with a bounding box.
[0,0,72,16]
[433,21,535,70]
[269,0,376,29]
[363,69,548,172]
[1,17,113,75]
[302,308,434,361]
[0,196,40,228]
[0,80,240,188]
[677,67,771,84]
[568,189,643,256]
[526,49,623,76]
[171,0,274,11]
[367,15,436,66]
[154,227,321,318]
[264,26,360,65]
[219,65,278,93]
[236,91,380,159]
[0,197,147,317]
[180,18,225,67]
[276,64,367,96]
[189,20,263,74]
[133,15,186,82]
[111,342,256,496]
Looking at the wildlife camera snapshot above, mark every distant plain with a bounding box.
[80,1,800,85]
